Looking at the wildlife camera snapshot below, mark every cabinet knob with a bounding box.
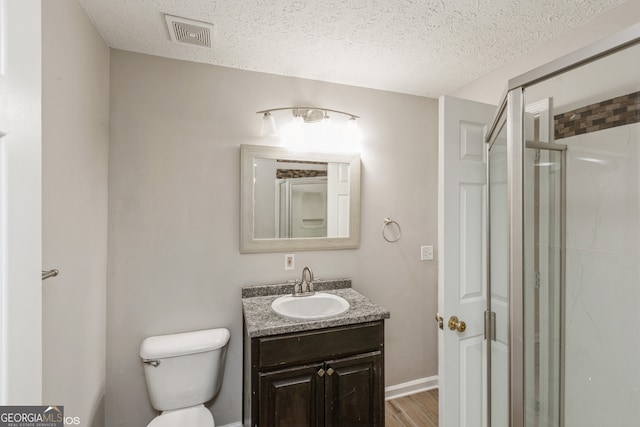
[318,368,325,377]
[326,367,334,376]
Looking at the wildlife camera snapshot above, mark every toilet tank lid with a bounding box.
[140,328,230,359]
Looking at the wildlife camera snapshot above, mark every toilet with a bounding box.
[140,328,230,427]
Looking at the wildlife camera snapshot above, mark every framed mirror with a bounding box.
[240,144,361,253]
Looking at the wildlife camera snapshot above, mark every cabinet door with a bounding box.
[324,351,383,427]
[259,363,324,427]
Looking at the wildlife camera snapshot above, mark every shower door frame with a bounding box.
[484,22,640,427]
[524,140,567,427]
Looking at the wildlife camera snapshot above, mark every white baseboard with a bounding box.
[384,375,439,401]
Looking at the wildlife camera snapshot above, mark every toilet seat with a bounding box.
[147,405,214,427]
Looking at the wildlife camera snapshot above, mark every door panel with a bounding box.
[439,95,496,427]
[460,183,485,300]
[460,336,484,427]
[327,162,350,237]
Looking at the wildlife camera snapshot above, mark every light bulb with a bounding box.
[346,117,362,143]
[292,116,304,126]
[260,112,278,137]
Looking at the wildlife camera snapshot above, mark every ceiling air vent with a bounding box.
[164,14,213,48]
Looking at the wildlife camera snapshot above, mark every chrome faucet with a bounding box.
[293,266,315,297]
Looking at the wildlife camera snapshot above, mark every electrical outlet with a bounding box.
[421,245,434,261]
[284,254,295,270]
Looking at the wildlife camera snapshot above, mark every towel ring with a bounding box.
[382,218,401,243]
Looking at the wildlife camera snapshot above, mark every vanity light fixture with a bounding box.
[256,107,360,136]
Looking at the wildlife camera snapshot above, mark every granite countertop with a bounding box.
[242,279,390,338]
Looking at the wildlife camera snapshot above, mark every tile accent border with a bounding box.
[276,168,327,179]
[554,91,640,140]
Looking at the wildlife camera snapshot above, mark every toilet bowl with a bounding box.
[140,328,230,427]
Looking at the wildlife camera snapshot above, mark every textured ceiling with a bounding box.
[77,0,626,97]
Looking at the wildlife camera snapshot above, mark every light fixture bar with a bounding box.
[256,107,360,119]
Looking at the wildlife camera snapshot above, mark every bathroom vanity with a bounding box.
[242,279,390,427]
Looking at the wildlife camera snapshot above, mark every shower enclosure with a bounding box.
[485,24,640,427]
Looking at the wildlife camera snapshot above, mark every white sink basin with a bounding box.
[271,292,350,320]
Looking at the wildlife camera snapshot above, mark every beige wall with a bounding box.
[42,1,110,426]
[107,50,439,426]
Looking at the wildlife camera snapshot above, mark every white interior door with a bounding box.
[438,95,495,426]
[327,162,350,237]
[0,0,43,403]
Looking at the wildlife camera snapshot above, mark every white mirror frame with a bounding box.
[240,144,361,253]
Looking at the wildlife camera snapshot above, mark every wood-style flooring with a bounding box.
[385,389,439,427]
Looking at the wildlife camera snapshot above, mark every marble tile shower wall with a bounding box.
[563,122,639,426]
[554,91,640,140]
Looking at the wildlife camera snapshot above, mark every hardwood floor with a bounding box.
[385,389,439,427]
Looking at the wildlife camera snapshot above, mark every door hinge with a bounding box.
[484,310,496,341]
[535,271,541,289]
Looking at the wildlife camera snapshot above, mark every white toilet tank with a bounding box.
[140,328,230,412]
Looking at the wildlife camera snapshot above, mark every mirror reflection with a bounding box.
[254,158,351,239]
[240,145,360,253]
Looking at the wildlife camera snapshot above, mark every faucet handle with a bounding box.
[292,281,302,295]
[300,280,309,293]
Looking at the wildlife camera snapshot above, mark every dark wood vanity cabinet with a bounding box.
[323,351,382,426]
[243,321,385,427]
[259,362,324,426]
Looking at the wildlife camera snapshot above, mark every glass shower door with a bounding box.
[487,92,567,427]
[487,24,640,427]
[521,37,640,426]
[523,143,564,427]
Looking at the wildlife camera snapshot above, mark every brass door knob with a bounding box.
[448,316,467,333]
[326,368,335,376]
